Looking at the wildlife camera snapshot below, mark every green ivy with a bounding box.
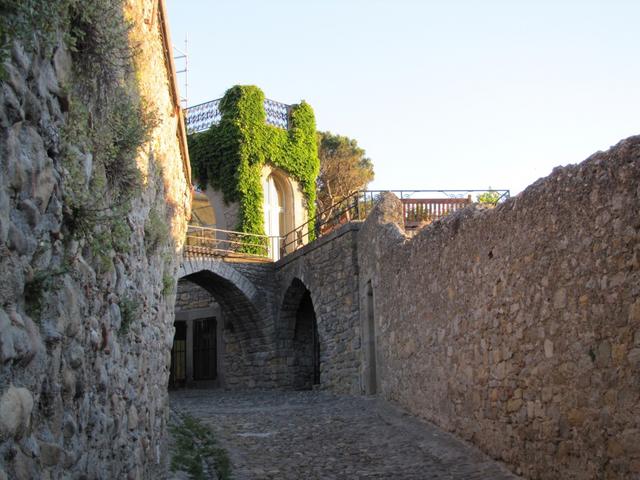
[188,85,319,239]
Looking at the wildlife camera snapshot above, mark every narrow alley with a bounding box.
[169,390,519,480]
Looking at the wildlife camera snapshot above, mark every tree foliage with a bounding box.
[316,131,374,223]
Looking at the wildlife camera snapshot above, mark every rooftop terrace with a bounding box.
[185,97,291,133]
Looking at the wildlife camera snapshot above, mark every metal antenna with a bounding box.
[174,34,188,108]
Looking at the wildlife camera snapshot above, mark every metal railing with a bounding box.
[401,196,471,228]
[185,97,291,133]
[185,99,222,133]
[263,98,290,129]
[281,189,510,253]
[185,189,509,260]
[184,225,281,260]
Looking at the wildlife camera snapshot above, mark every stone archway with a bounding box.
[173,258,274,388]
[178,257,261,308]
[279,278,320,389]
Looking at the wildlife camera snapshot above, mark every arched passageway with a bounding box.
[170,266,269,389]
[280,278,320,389]
[170,278,221,388]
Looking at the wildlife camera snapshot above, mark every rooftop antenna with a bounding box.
[174,34,188,109]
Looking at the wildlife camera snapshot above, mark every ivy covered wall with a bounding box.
[188,85,319,237]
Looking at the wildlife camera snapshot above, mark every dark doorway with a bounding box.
[169,321,187,389]
[193,317,217,381]
[293,290,320,389]
[365,281,377,395]
[172,271,268,389]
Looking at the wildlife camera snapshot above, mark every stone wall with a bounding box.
[216,260,285,388]
[176,229,364,393]
[176,257,288,389]
[170,134,638,478]
[0,1,190,478]
[356,137,640,479]
[176,280,217,312]
[276,223,362,394]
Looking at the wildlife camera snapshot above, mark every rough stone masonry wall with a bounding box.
[0,1,190,479]
[357,137,640,479]
[175,279,218,312]
[218,261,283,389]
[276,224,362,394]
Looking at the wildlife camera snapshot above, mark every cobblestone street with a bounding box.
[169,389,519,480]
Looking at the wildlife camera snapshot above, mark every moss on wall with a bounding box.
[188,85,319,238]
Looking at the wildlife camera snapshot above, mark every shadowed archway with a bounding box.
[184,269,263,341]
[171,258,274,388]
[280,278,320,389]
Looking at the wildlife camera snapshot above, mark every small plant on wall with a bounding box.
[476,188,502,205]
[187,86,320,241]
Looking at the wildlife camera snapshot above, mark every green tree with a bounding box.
[316,131,374,223]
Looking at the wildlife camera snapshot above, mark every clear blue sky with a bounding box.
[167,0,639,195]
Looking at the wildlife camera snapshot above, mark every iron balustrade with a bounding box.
[185,98,221,134]
[263,98,290,129]
[185,97,291,133]
[184,189,509,261]
[185,225,281,260]
[281,189,510,254]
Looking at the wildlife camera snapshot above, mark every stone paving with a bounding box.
[169,389,519,480]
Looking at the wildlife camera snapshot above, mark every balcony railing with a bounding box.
[185,98,291,133]
[185,99,222,134]
[184,225,281,260]
[184,190,509,261]
[401,196,472,229]
[282,189,510,253]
